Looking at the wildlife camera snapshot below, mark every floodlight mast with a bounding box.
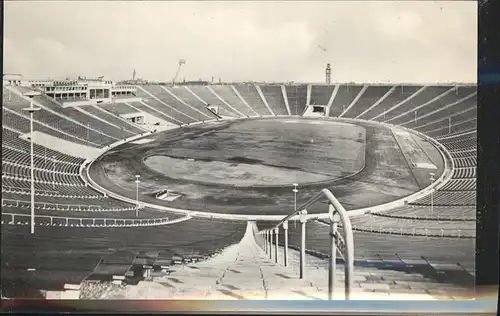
[293,183,299,228]
[52,155,56,188]
[173,59,186,85]
[429,173,435,213]
[135,175,141,217]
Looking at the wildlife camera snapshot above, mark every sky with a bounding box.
[3,1,477,84]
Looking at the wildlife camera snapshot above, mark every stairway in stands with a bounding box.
[94,221,472,300]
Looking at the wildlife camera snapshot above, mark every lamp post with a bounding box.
[283,221,289,267]
[87,122,90,142]
[267,230,271,256]
[135,175,141,217]
[414,110,417,125]
[448,117,452,134]
[429,172,435,213]
[274,227,279,263]
[293,183,298,228]
[22,91,41,234]
[264,231,267,253]
[299,209,308,279]
[269,228,273,260]
[52,155,56,188]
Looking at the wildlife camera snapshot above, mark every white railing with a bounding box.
[368,211,475,222]
[256,189,354,300]
[2,198,100,210]
[1,212,191,228]
[346,223,475,239]
[1,186,101,199]
[1,198,138,212]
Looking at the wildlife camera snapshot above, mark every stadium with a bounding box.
[1,75,477,300]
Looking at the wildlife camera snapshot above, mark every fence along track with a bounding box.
[1,212,192,228]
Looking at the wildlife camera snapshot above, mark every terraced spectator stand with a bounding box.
[285,85,308,116]
[258,220,474,291]
[368,208,475,222]
[2,128,85,166]
[209,85,258,117]
[314,215,475,239]
[2,217,246,298]
[4,90,117,147]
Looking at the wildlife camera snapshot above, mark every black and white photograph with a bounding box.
[1,0,482,305]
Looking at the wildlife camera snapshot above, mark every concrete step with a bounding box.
[208,286,267,300]
[394,280,468,290]
[170,267,227,278]
[159,275,220,286]
[220,279,266,290]
[267,288,323,300]
[223,272,263,281]
[45,289,81,299]
[264,278,314,290]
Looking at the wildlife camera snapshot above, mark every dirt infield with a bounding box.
[143,119,365,187]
